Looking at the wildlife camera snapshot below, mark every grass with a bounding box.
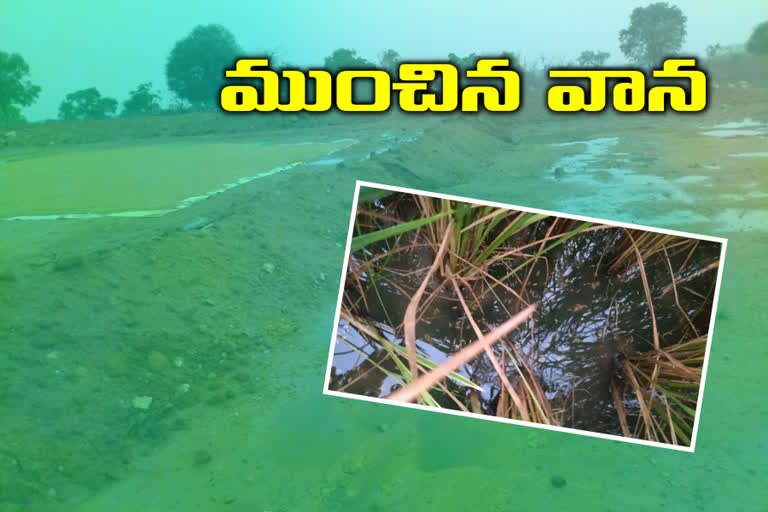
[613,335,706,446]
[332,188,719,444]
[339,191,583,426]
[607,235,717,447]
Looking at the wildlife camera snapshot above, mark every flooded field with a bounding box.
[0,90,766,510]
[329,187,722,445]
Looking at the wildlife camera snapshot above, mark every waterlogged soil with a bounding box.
[0,83,765,510]
[331,193,721,436]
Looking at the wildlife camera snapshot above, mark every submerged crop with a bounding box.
[328,186,723,448]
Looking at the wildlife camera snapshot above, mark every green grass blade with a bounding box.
[350,210,453,252]
[389,342,484,391]
[471,213,549,269]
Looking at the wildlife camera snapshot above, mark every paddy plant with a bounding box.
[330,187,721,445]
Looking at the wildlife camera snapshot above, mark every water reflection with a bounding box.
[330,192,720,438]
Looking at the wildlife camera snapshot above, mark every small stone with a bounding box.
[53,254,84,272]
[550,475,567,488]
[180,216,212,231]
[193,449,212,466]
[132,396,153,410]
[74,366,88,379]
[262,263,275,274]
[318,272,327,282]
[147,350,169,372]
[0,266,17,282]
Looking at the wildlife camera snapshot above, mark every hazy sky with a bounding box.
[2,0,765,120]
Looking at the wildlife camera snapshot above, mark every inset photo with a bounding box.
[325,182,726,451]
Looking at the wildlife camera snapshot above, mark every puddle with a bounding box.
[700,128,767,137]
[2,161,304,221]
[729,152,768,158]
[700,118,768,137]
[2,130,431,222]
[547,138,709,226]
[674,175,710,184]
[712,118,764,129]
[712,208,768,232]
[718,185,768,202]
[310,157,345,166]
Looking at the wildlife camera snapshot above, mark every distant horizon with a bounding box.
[2,0,765,121]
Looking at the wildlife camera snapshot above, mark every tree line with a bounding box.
[1,3,767,126]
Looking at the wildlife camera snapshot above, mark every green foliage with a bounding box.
[499,51,519,67]
[58,87,118,120]
[447,52,480,70]
[0,50,41,126]
[323,48,375,72]
[167,97,192,114]
[705,43,722,58]
[619,2,687,68]
[378,49,400,72]
[166,24,242,109]
[577,50,611,67]
[351,211,453,252]
[122,82,163,117]
[746,21,768,55]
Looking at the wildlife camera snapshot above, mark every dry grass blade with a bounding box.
[657,349,702,381]
[459,207,509,234]
[611,377,631,437]
[661,260,719,296]
[387,304,537,404]
[663,246,699,336]
[450,274,530,422]
[622,358,654,441]
[403,221,454,384]
[624,229,659,351]
[663,394,678,445]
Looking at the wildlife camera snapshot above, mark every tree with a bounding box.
[746,21,768,55]
[447,52,480,70]
[323,48,375,72]
[499,51,519,67]
[577,50,610,67]
[378,49,400,73]
[322,49,376,104]
[705,43,722,59]
[0,50,41,126]
[619,2,687,68]
[166,24,242,109]
[58,88,118,120]
[121,82,163,116]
